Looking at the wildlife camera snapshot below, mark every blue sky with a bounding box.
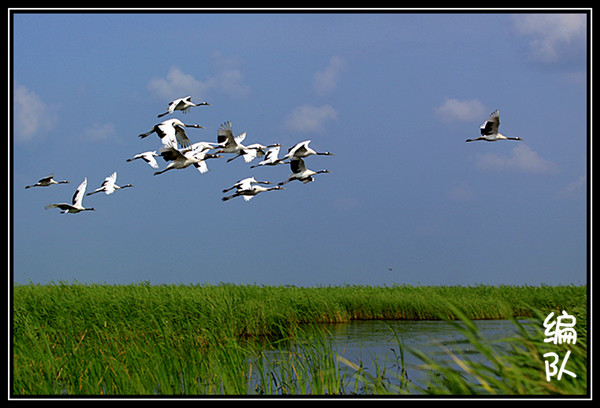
[11,11,588,286]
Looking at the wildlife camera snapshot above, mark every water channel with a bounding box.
[252,319,532,395]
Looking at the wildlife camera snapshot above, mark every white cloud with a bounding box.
[283,104,338,133]
[83,122,116,141]
[475,144,558,175]
[147,57,250,101]
[434,98,487,123]
[147,66,209,100]
[512,14,586,65]
[313,56,345,97]
[558,174,586,198]
[14,83,58,142]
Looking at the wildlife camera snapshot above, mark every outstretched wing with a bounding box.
[102,172,117,194]
[290,157,306,174]
[72,178,88,206]
[159,145,186,162]
[288,140,311,157]
[218,121,234,145]
[480,110,500,136]
[173,126,192,149]
[265,145,280,161]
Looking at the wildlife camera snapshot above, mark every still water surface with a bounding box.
[255,319,527,394]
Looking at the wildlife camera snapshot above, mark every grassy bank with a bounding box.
[12,283,587,395]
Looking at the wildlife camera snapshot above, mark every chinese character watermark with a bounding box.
[542,310,577,382]
[543,310,577,345]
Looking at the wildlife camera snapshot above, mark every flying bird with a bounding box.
[126,151,160,169]
[87,172,134,196]
[215,121,251,161]
[250,145,287,168]
[278,157,331,185]
[226,143,280,164]
[45,178,95,214]
[222,177,272,193]
[25,174,69,189]
[139,118,204,149]
[466,110,523,142]
[222,184,284,202]
[157,96,210,118]
[154,144,222,176]
[281,140,334,161]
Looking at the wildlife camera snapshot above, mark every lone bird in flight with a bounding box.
[157,96,210,118]
[25,174,69,189]
[466,110,523,142]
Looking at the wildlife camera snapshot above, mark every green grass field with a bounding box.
[12,283,587,396]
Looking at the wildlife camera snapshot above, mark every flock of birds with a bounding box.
[27,96,521,214]
[28,96,338,214]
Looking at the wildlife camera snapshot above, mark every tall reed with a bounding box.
[12,282,587,395]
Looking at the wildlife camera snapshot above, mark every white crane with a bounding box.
[222,184,284,202]
[139,118,204,149]
[466,110,523,142]
[222,177,272,193]
[87,172,134,196]
[226,143,280,163]
[45,178,95,214]
[215,121,250,161]
[281,140,334,161]
[250,145,287,168]
[278,157,331,185]
[25,174,70,189]
[154,144,222,176]
[157,96,210,118]
[126,151,160,169]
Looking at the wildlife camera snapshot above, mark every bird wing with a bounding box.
[290,157,306,174]
[174,126,192,149]
[141,152,159,168]
[168,97,184,114]
[102,172,117,194]
[218,121,235,145]
[159,145,186,162]
[242,147,259,163]
[72,178,87,206]
[156,121,178,146]
[39,174,54,183]
[234,131,247,145]
[265,145,280,161]
[480,110,500,136]
[237,177,254,190]
[288,140,311,157]
[193,160,209,174]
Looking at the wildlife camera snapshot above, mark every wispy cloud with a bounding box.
[512,14,586,65]
[434,98,487,123]
[283,104,338,133]
[148,66,209,100]
[313,56,345,97]
[14,83,59,142]
[83,122,116,141]
[558,173,586,198]
[147,53,250,101]
[475,144,558,175]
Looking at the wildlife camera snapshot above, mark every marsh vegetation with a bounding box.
[12,283,587,396]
